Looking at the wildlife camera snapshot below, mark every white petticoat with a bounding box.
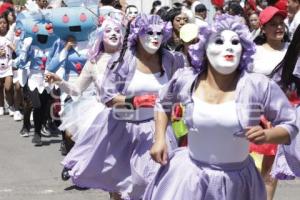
[27,69,51,93]
[16,68,29,87]
[59,89,105,142]
[60,74,80,102]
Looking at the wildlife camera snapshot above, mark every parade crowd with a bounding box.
[1,0,300,199]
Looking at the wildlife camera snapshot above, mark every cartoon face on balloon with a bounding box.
[139,24,163,54]
[15,11,58,49]
[50,6,98,41]
[206,30,242,75]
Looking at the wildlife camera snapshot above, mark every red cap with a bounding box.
[211,0,224,8]
[274,0,288,12]
[259,6,287,25]
[0,2,13,15]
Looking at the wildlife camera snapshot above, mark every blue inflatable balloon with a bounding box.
[49,6,98,42]
[15,10,58,49]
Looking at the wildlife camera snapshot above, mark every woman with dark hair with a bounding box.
[156,6,170,21]
[0,13,14,116]
[251,6,290,200]
[288,0,300,38]
[247,11,261,40]
[253,7,289,74]
[271,24,300,181]
[271,25,300,96]
[4,8,23,121]
[150,0,161,14]
[227,1,247,24]
[165,7,188,51]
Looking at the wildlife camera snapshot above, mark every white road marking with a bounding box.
[0,189,12,193]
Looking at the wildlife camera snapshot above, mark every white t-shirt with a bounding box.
[252,43,289,75]
[189,96,249,164]
[115,69,168,121]
[195,16,208,28]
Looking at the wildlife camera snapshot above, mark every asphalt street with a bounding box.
[0,114,299,200]
[0,115,108,200]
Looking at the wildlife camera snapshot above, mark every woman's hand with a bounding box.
[246,126,270,144]
[44,72,62,84]
[150,137,168,165]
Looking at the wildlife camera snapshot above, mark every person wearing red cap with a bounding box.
[288,0,300,38]
[270,24,300,183]
[253,6,289,75]
[251,6,289,200]
[211,0,224,9]
[0,0,13,16]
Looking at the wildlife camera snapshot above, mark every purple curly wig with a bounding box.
[87,18,123,63]
[188,14,256,72]
[128,14,172,47]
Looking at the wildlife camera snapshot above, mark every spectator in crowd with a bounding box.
[150,0,161,14]
[252,6,289,200]
[156,6,170,21]
[227,1,247,23]
[99,0,121,17]
[194,3,208,27]
[0,13,13,116]
[248,11,261,40]
[165,7,188,51]
[125,5,138,22]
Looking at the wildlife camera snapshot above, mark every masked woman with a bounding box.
[144,14,298,200]
[45,17,123,179]
[45,18,123,143]
[51,14,181,200]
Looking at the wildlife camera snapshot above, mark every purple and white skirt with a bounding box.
[61,108,177,200]
[143,148,266,200]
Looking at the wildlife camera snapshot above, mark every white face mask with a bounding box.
[206,30,242,75]
[139,28,163,54]
[103,24,122,48]
[126,7,138,21]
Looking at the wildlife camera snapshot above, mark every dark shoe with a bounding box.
[48,121,61,135]
[109,192,122,200]
[65,139,75,153]
[19,127,30,137]
[60,141,68,156]
[32,133,42,146]
[61,167,70,181]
